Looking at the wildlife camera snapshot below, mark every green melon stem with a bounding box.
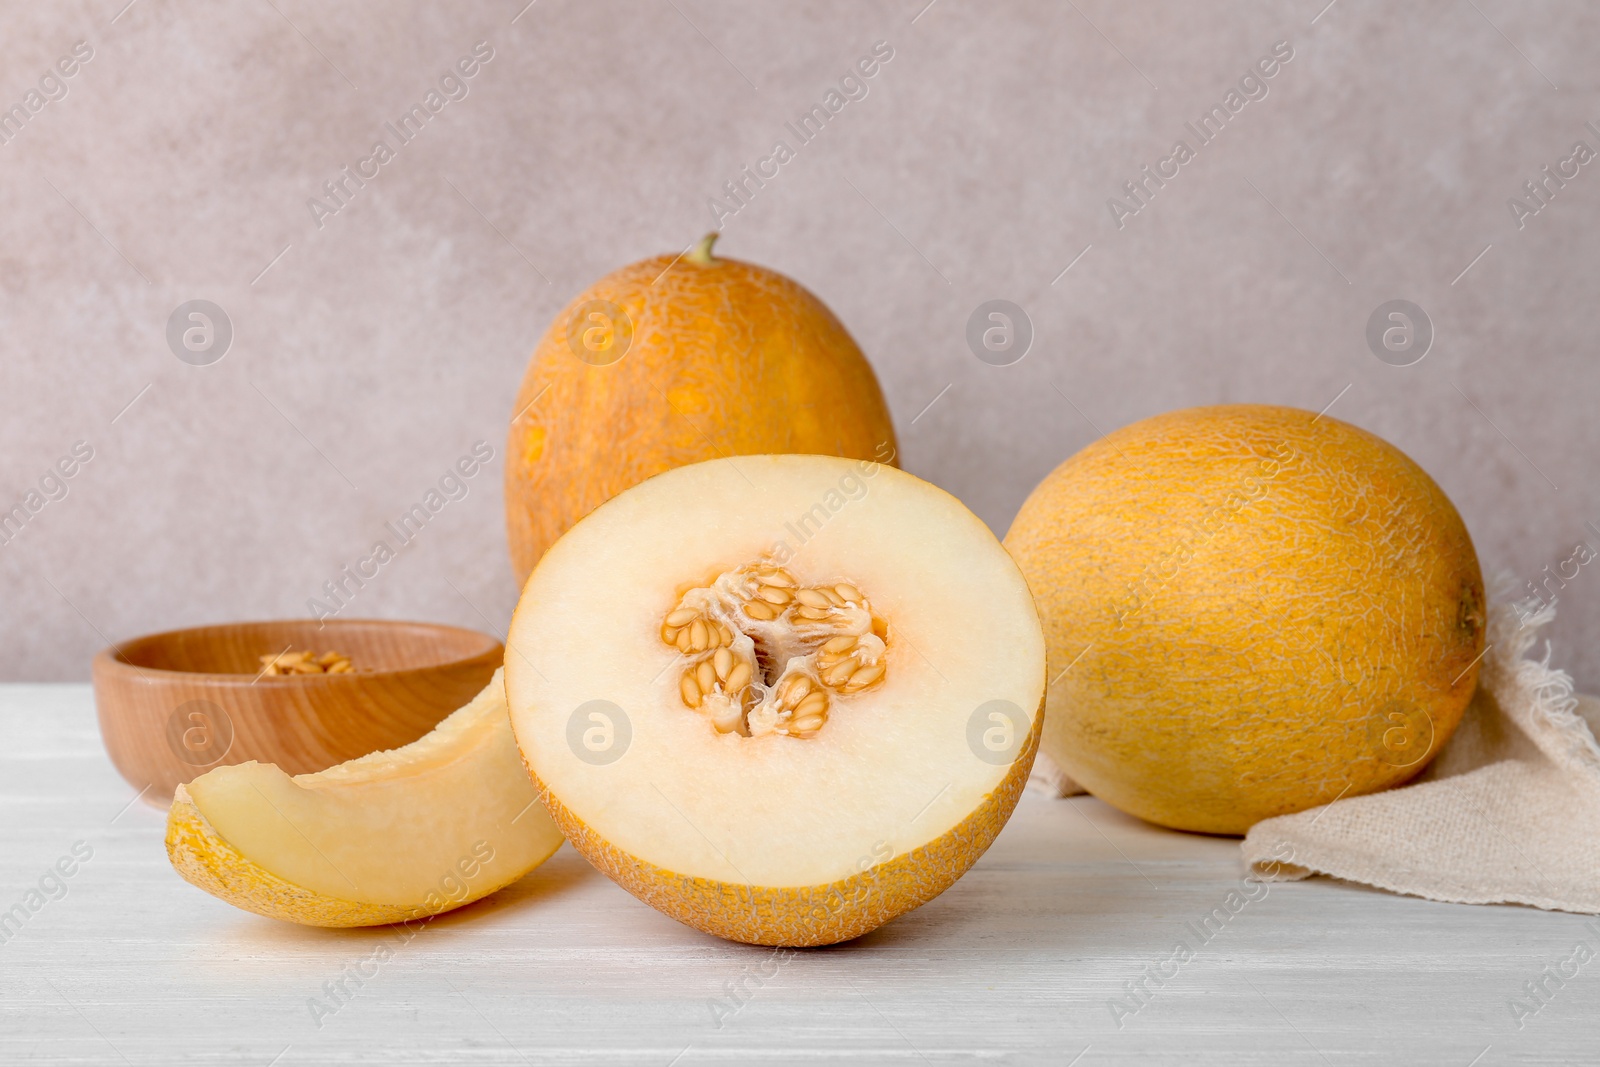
[685,232,719,265]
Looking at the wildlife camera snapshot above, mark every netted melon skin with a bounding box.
[1005,404,1486,834]
[505,248,899,585]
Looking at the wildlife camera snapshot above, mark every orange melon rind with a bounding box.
[164,671,566,927]
[165,787,510,929]
[525,706,1039,946]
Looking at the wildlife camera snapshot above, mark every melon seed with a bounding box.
[659,557,889,740]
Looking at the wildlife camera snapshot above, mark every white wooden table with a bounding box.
[2,685,1592,1065]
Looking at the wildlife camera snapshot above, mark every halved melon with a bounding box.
[505,455,1046,946]
[166,671,564,927]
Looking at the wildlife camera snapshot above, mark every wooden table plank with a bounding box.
[1,685,1591,1065]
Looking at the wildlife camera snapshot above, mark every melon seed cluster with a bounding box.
[659,560,887,738]
[257,649,355,675]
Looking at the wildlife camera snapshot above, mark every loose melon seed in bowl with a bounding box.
[256,649,355,675]
[505,454,1046,946]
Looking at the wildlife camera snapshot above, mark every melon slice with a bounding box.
[166,670,564,927]
[505,454,1045,946]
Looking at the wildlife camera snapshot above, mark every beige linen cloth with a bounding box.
[1028,585,1600,913]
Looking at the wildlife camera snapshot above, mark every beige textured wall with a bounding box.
[2,0,1597,687]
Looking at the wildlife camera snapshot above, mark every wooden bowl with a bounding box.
[92,619,503,800]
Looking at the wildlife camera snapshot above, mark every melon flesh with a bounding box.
[167,671,564,926]
[505,455,1045,945]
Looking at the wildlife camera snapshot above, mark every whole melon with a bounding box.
[505,234,898,584]
[1003,404,1485,834]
